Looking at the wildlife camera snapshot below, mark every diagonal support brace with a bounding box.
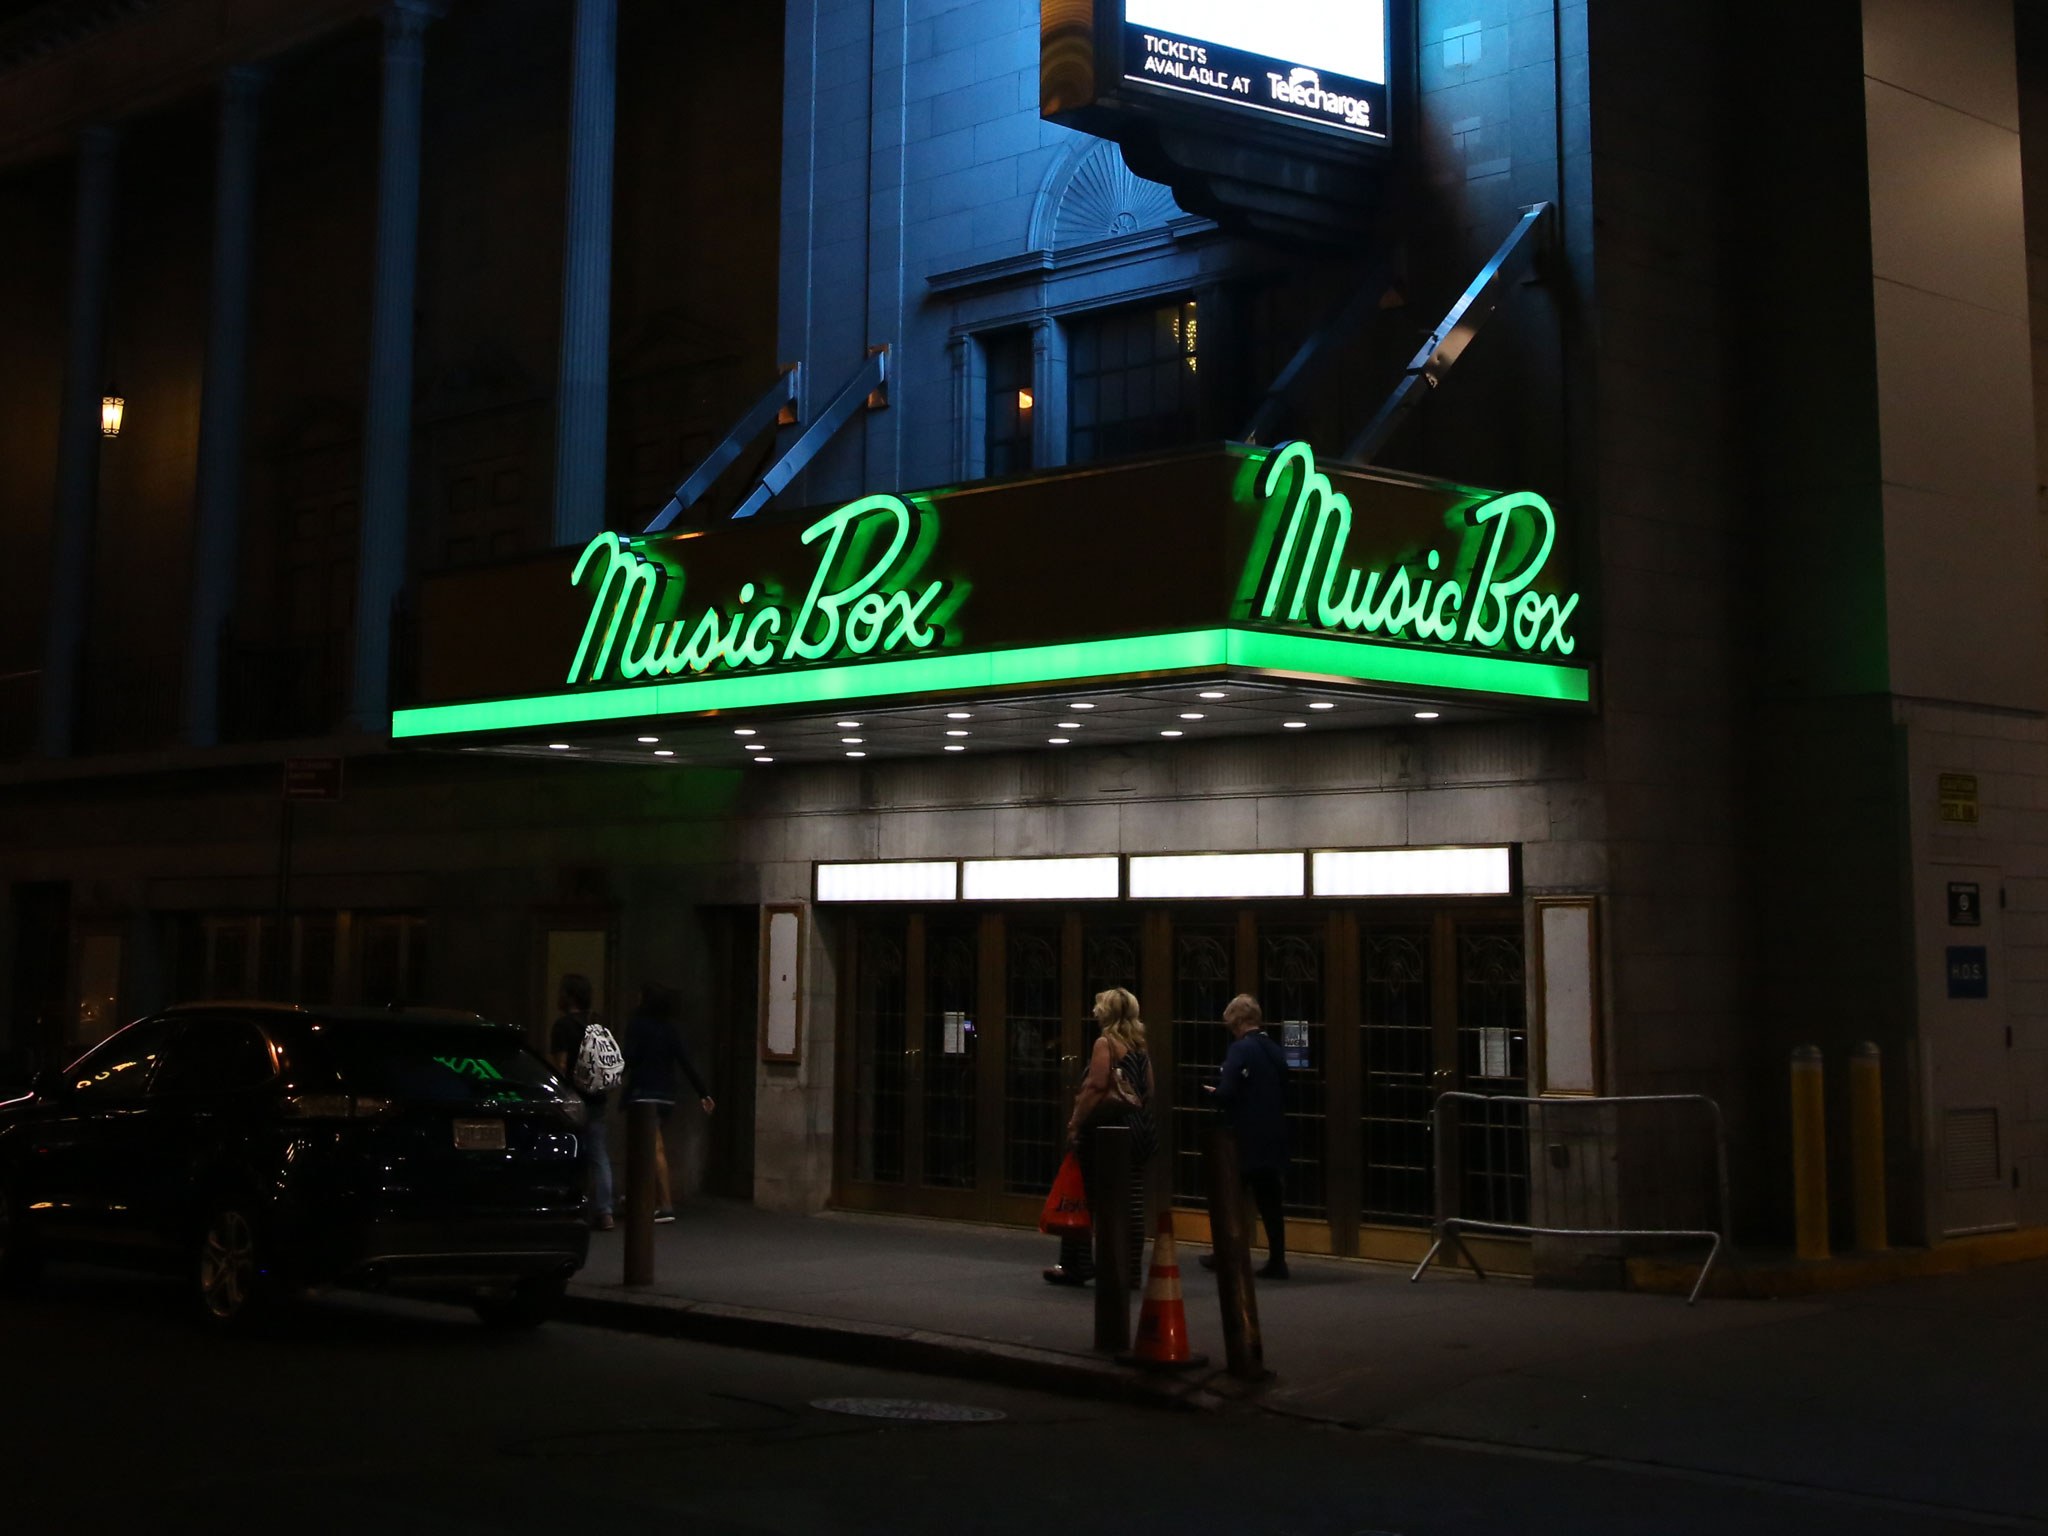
[731,345,889,521]
[643,364,802,533]
[1344,201,1553,465]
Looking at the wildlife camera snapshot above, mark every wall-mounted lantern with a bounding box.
[100,392,124,439]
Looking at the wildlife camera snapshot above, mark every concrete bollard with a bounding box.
[1850,1041,1888,1253]
[1790,1045,1829,1262]
[1204,1127,1264,1381]
[1090,1125,1132,1353]
[623,1099,658,1287]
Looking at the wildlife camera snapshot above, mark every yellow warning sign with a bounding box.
[1938,772,1979,825]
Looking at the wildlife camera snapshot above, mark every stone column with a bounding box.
[350,0,440,730]
[36,124,119,759]
[183,66,265,748]
[549,0,618,547]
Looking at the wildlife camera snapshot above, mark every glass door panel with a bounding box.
[1003,925,1063,1195]
[1261,926,1327,1219]
[1359,925,1434,1224]
[921,922,979,1190]
[1456,924,1529,1226]
[850,917,907,1185]
[1169,925,1235,1207]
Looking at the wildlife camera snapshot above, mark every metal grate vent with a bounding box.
[1943,1107,2001,1190]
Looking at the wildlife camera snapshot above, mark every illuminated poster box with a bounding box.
[1044,0,1392,150]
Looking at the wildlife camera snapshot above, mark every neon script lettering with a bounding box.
[568,495,949,685]
[1253,441,1579,656]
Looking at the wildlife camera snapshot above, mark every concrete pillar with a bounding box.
[350,0,441,730]
[183,66,265,748]
[37,124,120,760]
[550,0,617,547]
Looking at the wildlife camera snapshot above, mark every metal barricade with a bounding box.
[1410,1092,1731,1305]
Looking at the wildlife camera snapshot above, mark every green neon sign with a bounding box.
[393,441,1591,743]
[391,625,1588,740]
[1252,441,1579,655]
[568,494,950,685]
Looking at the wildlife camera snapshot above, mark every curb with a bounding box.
[561,1284,1229,1412]
[1628,1225,2048,1299]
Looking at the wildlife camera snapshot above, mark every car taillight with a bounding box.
[281,1093,393,1119]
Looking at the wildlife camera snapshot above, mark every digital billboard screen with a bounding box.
[1120,0,1389,143]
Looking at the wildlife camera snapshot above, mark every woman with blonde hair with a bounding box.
[1044,987,1156,1286]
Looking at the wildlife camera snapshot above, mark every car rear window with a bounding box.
[286,1026,563,1105]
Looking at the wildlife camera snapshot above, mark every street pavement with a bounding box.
[0,1262,2033,1535]
[569,1201,2048,1526]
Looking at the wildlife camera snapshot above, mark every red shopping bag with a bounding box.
[1038,1151,1091,1234]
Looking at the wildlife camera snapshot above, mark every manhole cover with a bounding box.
[809,1397,1006,1423]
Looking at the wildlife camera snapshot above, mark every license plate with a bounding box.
[452,1118,506,1151]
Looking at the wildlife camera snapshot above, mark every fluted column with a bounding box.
[37,123,119,759]
[184,66,265,747]
[549,0,618,546]
[350,0,440,730]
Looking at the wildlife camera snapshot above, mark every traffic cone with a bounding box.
[1119,1208,1208,1370]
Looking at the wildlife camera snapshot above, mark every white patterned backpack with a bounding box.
[573,1017,625,1094]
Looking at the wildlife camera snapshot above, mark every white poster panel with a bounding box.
[1540,902,1596,1095]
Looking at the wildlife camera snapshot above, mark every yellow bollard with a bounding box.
[1790,1045,1830,1261]
[1849,1041,1888,1252]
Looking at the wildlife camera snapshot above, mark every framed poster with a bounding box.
[759,902,806,1063]
[1535,897,1600,1096]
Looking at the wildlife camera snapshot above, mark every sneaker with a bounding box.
[1258,1260,1290,1280]
[1042,1266,1090,1287]
[654,1209,676,1224]
[594,1214,615,1232]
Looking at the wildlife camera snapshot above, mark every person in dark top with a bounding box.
[548,973,614,1231]
[1044,987,1155,1287]
[1205,992,1291,1278]
[622,982,714,1222]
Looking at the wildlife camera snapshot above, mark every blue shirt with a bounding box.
[1214,1029,1289,1171]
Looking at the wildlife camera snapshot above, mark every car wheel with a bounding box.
[0,1187,41,1292]
[474,1274,568,1331]
[195,1205,270,1331]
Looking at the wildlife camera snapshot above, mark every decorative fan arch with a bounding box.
[1032,139,1184,257]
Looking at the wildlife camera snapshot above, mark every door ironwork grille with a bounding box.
[1003,926,1063,1195]
[851,919,907,1185]
[1457,926,1529,1225]
[1170,927,1235,1207]
[1262,927,1327,1218]
[922,923,980,1189]
[1361,926,1434,1224]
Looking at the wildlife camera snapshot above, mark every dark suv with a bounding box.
[0,1003,590,1329]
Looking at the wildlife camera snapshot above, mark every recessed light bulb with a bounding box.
[548,743,571,750]
[1179,712,1204,721]
[846,750,866,758]
[841,737,863,744]
[734,728,756,737]
[946,711,972,720]
[654,750,674,757]
[1161,729,1183,738]
[1309,702,1335,711]
[754,756,774,764]
[1199,691,1226,700]
[744,743,765,751]
[1070,702,1095,710]
[1048,737,1070,745]
[1283,721,1307,729]
[944,744,965,752]
[637,736,660,743]
[836,721,861,729]
[946,729,969,737]
[1057,722,1081,730]
[1415,711,1441,720]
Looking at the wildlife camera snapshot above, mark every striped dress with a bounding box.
[1057,1047,1155,1283]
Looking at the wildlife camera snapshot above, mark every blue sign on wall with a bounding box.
[1946,946,1989,1000]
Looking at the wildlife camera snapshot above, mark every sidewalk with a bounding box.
[565,1202,2048,1522]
